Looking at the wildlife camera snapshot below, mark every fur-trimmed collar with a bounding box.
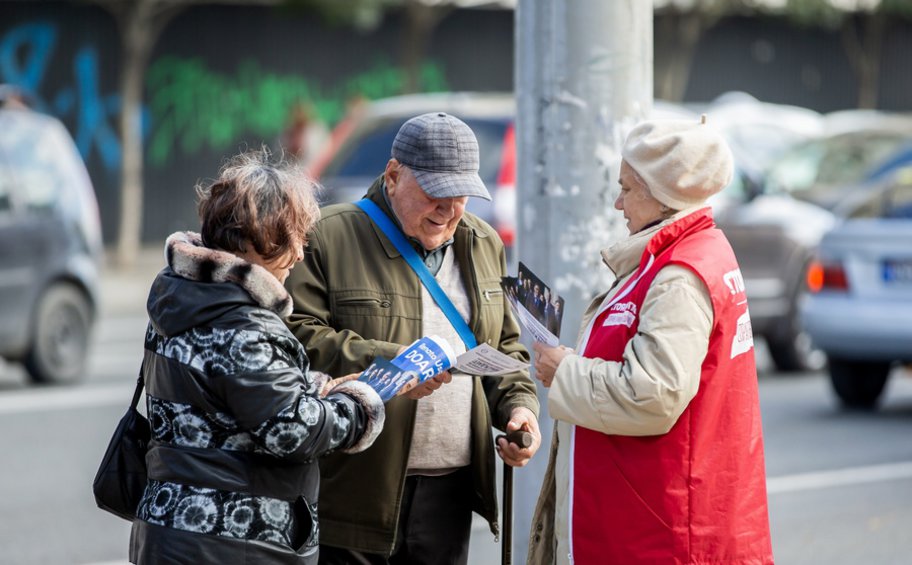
[165,231,293,317]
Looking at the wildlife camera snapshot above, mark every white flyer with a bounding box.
[454,343,530,376]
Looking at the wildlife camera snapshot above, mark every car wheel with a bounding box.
[24,283,93,385]
[828,357,892,409]
[767,311,827,373]
[768,272,827,373]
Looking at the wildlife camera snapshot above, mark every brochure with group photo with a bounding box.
[357,335,529,401]
[502,262,565,347]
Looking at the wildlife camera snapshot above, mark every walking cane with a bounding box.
[497,429,534,565]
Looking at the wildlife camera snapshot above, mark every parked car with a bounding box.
[713,122,912,372]
[801,166,912,408]
[0,107,103,384]
[696,91,824,182]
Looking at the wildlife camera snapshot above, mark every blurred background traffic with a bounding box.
[1,1,911,563]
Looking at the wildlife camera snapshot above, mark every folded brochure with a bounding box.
[501,262,565,347]
[358,335,529,401]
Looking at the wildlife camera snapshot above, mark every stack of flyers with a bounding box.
[358,335,457,402]
[502,262,565,347]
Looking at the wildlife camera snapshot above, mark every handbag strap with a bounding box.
[130,373,144,410]
[356,198,477,350]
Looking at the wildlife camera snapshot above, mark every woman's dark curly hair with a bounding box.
[197,148,320,265]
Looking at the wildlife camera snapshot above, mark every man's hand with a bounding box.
[496,406,541,467]
[533,341,574,388]
[403,370,452,400]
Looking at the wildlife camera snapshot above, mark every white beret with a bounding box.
[621,115,734,210]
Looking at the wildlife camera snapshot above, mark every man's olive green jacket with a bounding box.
[285,178,539,555]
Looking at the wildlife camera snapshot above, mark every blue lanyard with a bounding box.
[355,199,477,350]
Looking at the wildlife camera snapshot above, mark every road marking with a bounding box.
[0,382,137,415]
[767,461,912,494]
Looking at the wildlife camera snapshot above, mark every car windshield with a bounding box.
[846,167,912,220]
[323,116,510,184]
[0,113,85,212]
[0,110,101,250]
[763,130,910,206]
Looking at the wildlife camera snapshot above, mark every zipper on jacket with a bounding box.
[337,297,391,308]
[482,288,503,302]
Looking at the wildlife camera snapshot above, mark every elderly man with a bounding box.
[286,112,541,565]
[529,116,773,564]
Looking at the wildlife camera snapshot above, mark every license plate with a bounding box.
[883,259,912,284]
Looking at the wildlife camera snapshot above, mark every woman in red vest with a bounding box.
[527,116,774,565]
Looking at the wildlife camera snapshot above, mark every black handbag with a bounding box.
[92,374,151,521]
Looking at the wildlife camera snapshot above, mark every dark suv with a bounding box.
[0,107,103,384]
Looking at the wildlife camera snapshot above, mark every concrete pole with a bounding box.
[512,1,653,561]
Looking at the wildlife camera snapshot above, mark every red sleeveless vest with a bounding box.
[571,209,773,564]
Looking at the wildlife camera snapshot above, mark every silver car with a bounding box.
[0,107,103,384]
[715,124,912,372]
[801,166,912,408]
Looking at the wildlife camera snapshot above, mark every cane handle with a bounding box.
[497,429,533,449]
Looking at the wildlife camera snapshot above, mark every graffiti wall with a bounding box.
[2,3,911,245]
[0,3,514,243]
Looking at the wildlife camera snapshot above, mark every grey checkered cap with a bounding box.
[391,112,492,201]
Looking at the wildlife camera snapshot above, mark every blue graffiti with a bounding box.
[0,22,123,171]
[0,21,55,97]
[72,48,121,168]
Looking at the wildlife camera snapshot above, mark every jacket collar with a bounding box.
[600,206,714,279]
[645,206,715,256]
[165,231,293,317]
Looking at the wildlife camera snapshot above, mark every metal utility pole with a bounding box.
[513,0,653,561]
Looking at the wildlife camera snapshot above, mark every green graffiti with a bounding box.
[146,56,449,166]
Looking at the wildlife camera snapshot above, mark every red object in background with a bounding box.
[494,123,516,247]
[310,97,368,180]
[807,260,849,292]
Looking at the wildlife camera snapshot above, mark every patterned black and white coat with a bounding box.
[129,231,384,565]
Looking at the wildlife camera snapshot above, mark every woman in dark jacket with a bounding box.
[129,150,385,564]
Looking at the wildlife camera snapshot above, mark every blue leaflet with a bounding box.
[357,335,456,402]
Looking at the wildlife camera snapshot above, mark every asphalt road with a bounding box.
[1,252,910,564]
